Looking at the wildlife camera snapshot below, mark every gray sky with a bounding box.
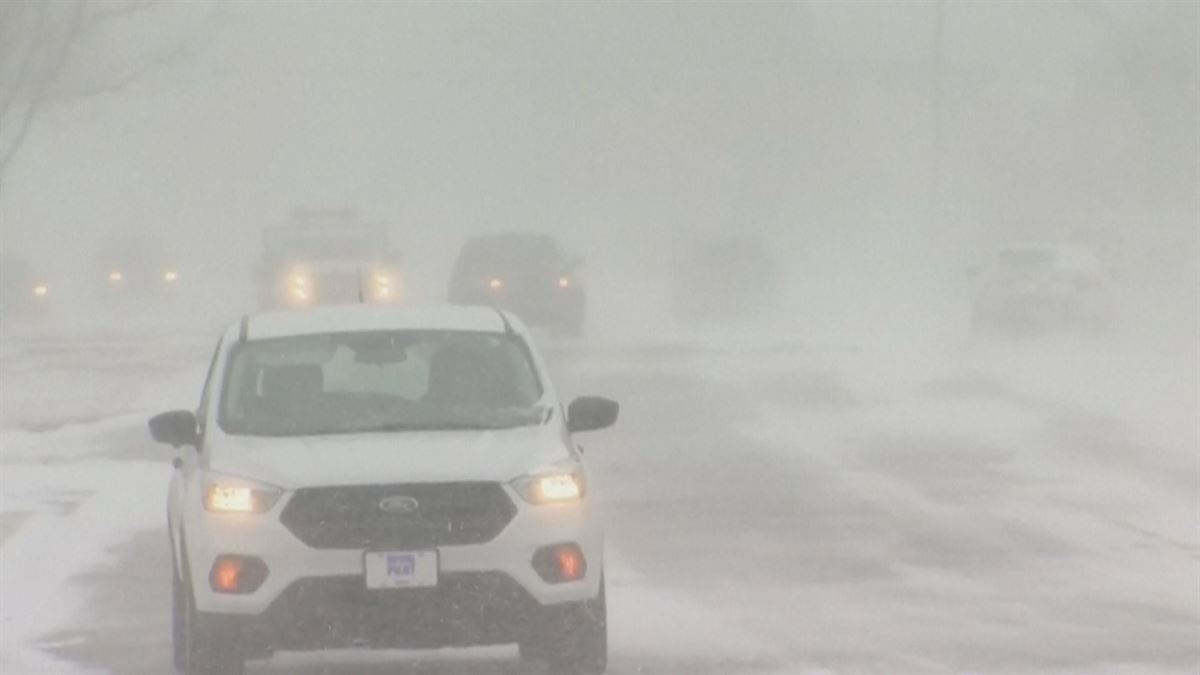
[1,1,1195,292]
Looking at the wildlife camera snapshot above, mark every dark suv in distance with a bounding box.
[448,234,586,336]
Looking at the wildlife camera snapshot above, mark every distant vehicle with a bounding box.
[970,242,1117,337]
[671,234,781,323]
[448,234,586,336]
[0,254,51,320]
[149,304,617,675]
[94,235,181,301]
[257,209,402,310]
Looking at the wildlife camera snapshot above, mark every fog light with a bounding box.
[209,555,268,594]
[532,543,587,583]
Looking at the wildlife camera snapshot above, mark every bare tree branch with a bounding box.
[0,0,216,188]
[0,3,86,185]
[0,2,49,114]
[58,19,198,100]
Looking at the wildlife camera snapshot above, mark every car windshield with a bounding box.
[218,330,545,436]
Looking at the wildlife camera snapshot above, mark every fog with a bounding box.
[1,2,1197,674]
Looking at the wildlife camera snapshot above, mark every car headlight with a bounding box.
[32,284,48,297]
[511,462,586,505]
[203,475,283,513]
[373,272,401,301]
[163,270,179,283]
[287,274,312,303]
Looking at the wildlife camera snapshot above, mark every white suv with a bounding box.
[149,305,617,675]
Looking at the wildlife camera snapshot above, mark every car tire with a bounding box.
[179,553,244,675]
[523,580,607,675]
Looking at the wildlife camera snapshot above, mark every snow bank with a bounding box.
[1,421,171,673]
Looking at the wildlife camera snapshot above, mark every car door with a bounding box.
[169,336,223,571]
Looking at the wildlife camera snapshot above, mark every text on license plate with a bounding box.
[364,550,438,589]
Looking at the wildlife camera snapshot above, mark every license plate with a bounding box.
[364,550,438,589]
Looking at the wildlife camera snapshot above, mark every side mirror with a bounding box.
[567,396,618,433]
[149,410,200,448]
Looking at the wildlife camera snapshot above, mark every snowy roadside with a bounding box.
[1,333,209,673]
[0,456,172,674]
[722,338,1200,673]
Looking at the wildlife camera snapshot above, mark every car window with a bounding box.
[196,337,224,426]
[219,330,544,436]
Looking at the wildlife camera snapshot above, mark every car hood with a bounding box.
[207,424,571,489]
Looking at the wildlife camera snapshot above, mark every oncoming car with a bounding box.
[95,234,182,301]
[256,209,403,310]
[149,305,618,675]
[448,234,586,336]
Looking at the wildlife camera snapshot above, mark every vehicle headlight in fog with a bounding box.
[511,463,585,504]
[373,272,400,301]
[204,476,282,513]
[288,274,312,304]
[163,270,179,283]
[558,276,571,289]
[32,284,48,297]
[488,278,504,290]
[108,270,123,283]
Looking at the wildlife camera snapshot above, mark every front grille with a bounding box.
[280,482,517,549]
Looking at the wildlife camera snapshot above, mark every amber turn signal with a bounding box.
[532,543,587,584]
[209,555,269,594]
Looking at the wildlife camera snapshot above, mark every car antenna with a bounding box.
[357,266,365,304]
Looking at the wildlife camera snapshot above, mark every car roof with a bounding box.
[461,233,561,253]
[237,304,510,341]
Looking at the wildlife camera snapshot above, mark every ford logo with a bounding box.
[378,496,420,515]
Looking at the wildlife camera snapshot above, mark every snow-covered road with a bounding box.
[1,326,1196,674]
